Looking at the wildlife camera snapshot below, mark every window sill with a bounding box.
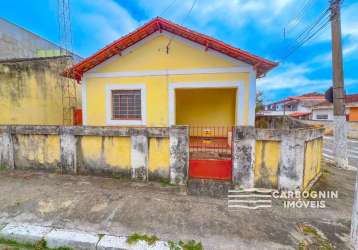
[106,119,145,126]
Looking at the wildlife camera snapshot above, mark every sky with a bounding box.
[0,0,357,103]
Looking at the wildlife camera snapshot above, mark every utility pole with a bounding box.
[330,0,348,169]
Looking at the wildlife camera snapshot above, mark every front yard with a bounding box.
[0,163,354,249]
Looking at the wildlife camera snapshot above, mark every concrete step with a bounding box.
[187,178,233,198]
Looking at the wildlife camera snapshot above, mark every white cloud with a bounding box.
[257,61,357,101]
[71,0,138,54]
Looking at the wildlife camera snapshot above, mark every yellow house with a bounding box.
[66,17,277,128]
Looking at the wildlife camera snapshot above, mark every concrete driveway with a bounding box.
[0,164,355,250]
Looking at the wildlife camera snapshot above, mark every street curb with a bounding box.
[0,223,52,244]
[0,223,171,250]
[45,229,99,250]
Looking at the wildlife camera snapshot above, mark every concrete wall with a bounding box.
[0,123,322,191]
[0,125,188,184]
[254,140,280,189]
[0,18,60,60]
[300,119,358,139]
[303,138,323,189]
[0,57,81,125]
[232,126,324,191]
[0,18,81,62]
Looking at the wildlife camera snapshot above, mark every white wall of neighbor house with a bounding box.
[312,108,334,121]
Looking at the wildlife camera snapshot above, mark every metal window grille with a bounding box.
[112,90,141,120]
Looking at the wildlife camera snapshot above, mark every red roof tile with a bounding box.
[346,94,358,103]
[289,112,310,117]
[64,17,278,81]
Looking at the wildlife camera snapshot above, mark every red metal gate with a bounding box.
[189,126,233,181]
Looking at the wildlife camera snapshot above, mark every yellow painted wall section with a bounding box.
[96,35,239,72]
[85,34,251,127]
[0,58,81,125]
[303,138,323,189]
[80,136,131,170]
[148,138,170,179]
[175,88,236,126]
[86,73,249,127]
[255,140,280,189]
[14,134,60,169]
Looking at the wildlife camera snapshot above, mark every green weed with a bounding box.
[0,237,73,250]
[126,233,159,246]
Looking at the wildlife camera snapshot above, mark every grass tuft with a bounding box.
[126,233,159,246]
[0,237,73,250]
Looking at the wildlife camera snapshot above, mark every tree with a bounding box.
[256,91,265,112]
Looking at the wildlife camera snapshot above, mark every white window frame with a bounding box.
[105,84,146,126]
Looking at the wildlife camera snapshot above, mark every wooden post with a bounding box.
[331,0,348,169]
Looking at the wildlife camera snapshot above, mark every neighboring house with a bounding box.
[311,94,358,121]
[258,92,325,119]
[0,17,81,125]
[65,17,277,127]
[0,56,81,125]
[0,17,81,62]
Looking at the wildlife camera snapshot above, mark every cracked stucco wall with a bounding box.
[252,127,324,191]
[0,57,80,125]
[0,126,178,183]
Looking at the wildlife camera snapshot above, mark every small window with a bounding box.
[316,114,328,120]
[111,90,141,120]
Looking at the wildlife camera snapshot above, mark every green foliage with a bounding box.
[98,233,105,241]
[300,225,333,250]
[0,237,73,250]
[126,233,203,250]
[160,179,175,187]
[34,239,47,250]
[255,91,265,112]
[179,240,203,250]
[168,239,203,250]
[168,240,181,250]
[126,233,159,246]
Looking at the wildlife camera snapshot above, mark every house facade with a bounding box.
[66,17,277,128]
[258,93,325,119]
[311,94,358,121]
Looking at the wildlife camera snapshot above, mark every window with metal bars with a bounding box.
[111,90,141,120]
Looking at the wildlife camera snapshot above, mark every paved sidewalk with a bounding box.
[0,164,355,249]
[0,223,169,249]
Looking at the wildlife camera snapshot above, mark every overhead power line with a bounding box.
[166,0,198,52]
[280,5,331,61]
[284,0,314,36]
[281,17,330,60]
[159,0,178,17]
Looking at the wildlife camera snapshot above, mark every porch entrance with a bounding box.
[173,87,237,181]
[189,126,233,181]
